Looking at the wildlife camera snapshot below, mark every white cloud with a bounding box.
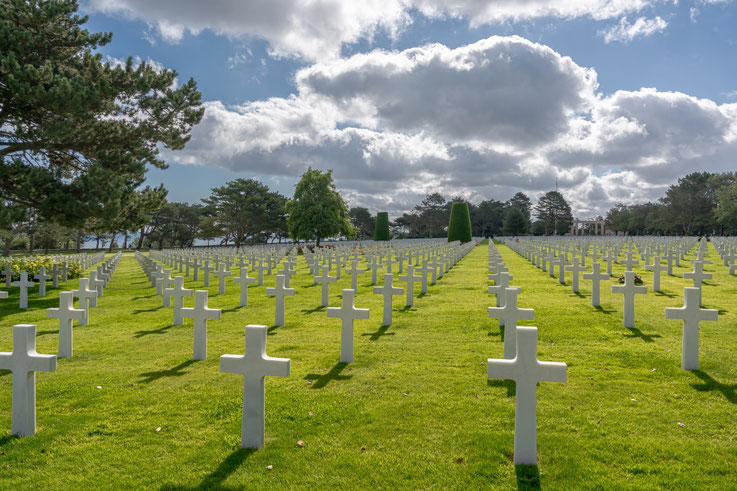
[296,36,598,147]
[161,36,737,217]
[599,15,668,43]
[86,0,410,61]
[86,0,659,61]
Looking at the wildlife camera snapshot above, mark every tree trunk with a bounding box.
[95,235,100,249]
[137,226,146,249]
[29,233,35,251]
[108,233,116,252]
[76,229,83,252]
[3,239,11,257]
[123,232,129,249]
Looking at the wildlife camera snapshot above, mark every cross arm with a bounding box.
[30,353,57,372]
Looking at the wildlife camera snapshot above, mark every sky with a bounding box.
[80,0,737,220]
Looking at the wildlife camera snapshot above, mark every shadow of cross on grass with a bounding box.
[691,370,737,404]
[361,325,395,341]
[304,362,351,389]
[161,447,257,491]
[516,464,541,490]
[134,325,173,339]
[139,360,195,384]
[623,327,662,343]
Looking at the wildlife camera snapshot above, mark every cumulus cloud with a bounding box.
[599,16,668,43]
[157,36,737,217]
[86,0,410,60]
[86,0,659,60]
[296,36,598,147]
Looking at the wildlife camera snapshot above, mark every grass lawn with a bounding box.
[1,242,736,489]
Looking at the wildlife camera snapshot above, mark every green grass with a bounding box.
[1,243,736,489]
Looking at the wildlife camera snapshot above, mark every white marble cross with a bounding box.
[665,287,718,370]
[60,262,69,282]
[265,275,295,327]
[164,276,193,326]
[602,250,617,276]
[683,261,712,306]
[71,278,97,325]
[233,267,256,307]
[488,287,534,359]
[565,257,587,293]
[89,271,104,301]
[345,259,365,292]
[0,324,57,436]
[644,256,667,292]
[555,254,570,284]
[488,271,513,312]
[201,260,213,287]
[254,259,269,286]
[316,265,337,307]
[620,251,639,272]
[611,271,647,328]
[373,273,404,326]
[2,262,12,288]
[398,265,421,307]
[13,272,34,309]
[50,264,59,288]
[181,290,221,361]
[416,262,433,294]
[213,263,232,294]
[327,289,369,363]
[220,325,290,448]
[487,326,567,465]
[582,262,609,306]
[34,266,50,297]
[46,291,85,358]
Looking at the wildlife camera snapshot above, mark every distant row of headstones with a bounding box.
[1,239,479,449]
[486,235,732,465]
[0,253,121,436]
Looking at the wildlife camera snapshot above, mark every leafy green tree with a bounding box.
[475,199,505,237]
[715,179,737,234]
[374,212,390,241]
[415,193,447,238]
[286,168,352,245]
[197,216,222,246]
[0,201,28,255]
[447,202,472,242]
[534,191,573,235]
[660,172,717,235]
[507,192,531,232]
[0,0,203,228]
[349,207,375,240]
[502,207,527,235]
[204,179,286,248]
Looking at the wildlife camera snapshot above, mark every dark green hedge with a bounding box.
[447,202,472,243]
[374,212,390,241]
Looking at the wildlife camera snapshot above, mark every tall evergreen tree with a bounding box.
[0,0,203,227]
[534,191,573,235]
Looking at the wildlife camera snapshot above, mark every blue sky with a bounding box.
[80,0,737,218]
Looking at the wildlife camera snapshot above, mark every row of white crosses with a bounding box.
[503,236,724,370]
[2,251,107,308]
[1,253,121,437]
[486,241,567,465]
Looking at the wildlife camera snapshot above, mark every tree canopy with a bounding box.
[286,168,352,245]
[203,178,287,248]
[534,191,573,235]
[0,0,203,227]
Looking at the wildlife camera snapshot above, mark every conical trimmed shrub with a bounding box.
[447,202,472,243]
[374,212,390,241]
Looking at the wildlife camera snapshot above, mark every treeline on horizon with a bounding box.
[3,171,736,253]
